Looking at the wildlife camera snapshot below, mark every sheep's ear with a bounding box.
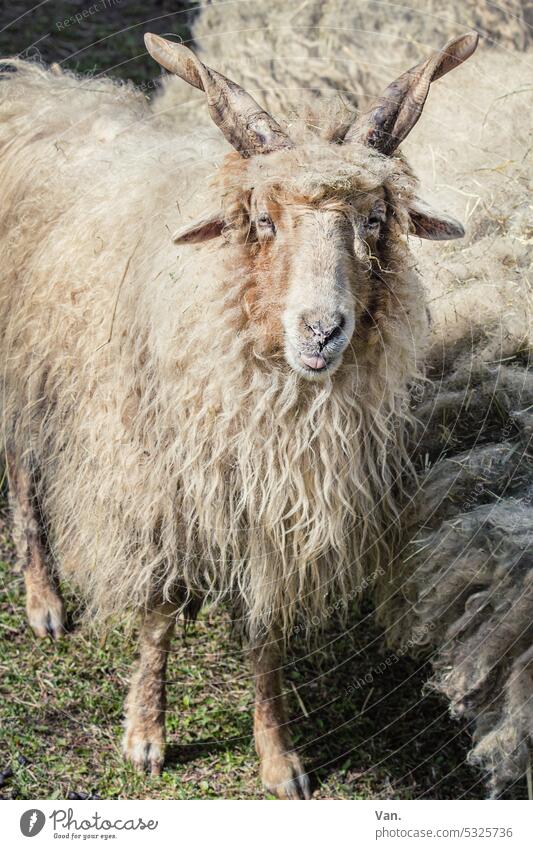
[173,213,225,244]
[408,198,465,241]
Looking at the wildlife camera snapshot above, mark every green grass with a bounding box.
[0,1,195,85]
[2,497,520,801]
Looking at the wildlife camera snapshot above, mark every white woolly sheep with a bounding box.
[0,32,481,798]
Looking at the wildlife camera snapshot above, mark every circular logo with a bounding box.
[20,809,46,837]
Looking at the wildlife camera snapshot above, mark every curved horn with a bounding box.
[344,32,479,155]
[144,33,293,158]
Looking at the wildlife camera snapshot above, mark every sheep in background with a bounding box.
[154,1,532,119]
[373,361,533,796]
[0,30,478,798]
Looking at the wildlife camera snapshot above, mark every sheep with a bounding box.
[158,0,533,794]
[372,359,533,796]
[0,31,481,798]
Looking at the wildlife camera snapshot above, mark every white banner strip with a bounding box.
[3,799,531,848]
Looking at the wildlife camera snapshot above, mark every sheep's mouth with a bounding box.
[300,353,328,372]
[285,340,345,380]
[293,348,343,379]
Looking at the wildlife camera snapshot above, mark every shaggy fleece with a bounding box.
[0,59,427,643]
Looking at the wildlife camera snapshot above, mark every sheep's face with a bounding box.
[175,145,465,382]
[150,31,476,380]
[247,182,388,380]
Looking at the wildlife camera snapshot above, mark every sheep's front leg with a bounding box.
[7,451,65,639]
[251,633,311,800]
[123,602,176,776]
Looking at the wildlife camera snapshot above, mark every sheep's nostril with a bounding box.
[325,322,344,343]
[302,312,347,350]
[314,318,345,348]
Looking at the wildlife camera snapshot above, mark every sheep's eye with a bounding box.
[360,206,386,239]
[256,212,275,232]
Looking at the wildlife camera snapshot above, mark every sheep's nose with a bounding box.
[303,313,345,349]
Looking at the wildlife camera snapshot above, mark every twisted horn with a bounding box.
[344,32,479,154]
[144,33,293,158]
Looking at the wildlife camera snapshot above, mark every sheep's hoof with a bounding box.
[122,727,165,777]
[26,587,66,640]
[261,751,312,800]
